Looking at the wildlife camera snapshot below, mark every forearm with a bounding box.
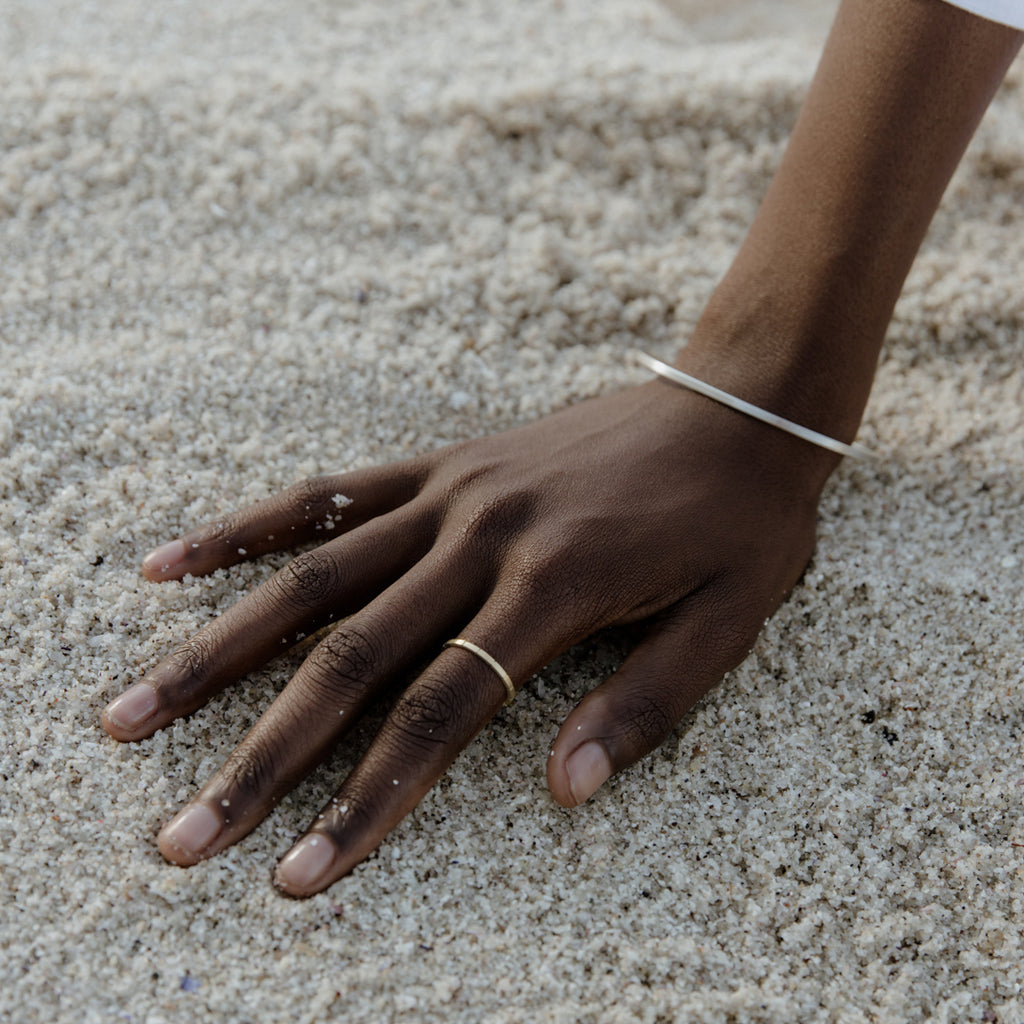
[680,0,1022,445]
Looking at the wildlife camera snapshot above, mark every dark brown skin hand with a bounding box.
[102,375,833,896]
[101,0,1021,897]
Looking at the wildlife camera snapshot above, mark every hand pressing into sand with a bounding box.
[101,371,836,896]
[102,0,1020,895]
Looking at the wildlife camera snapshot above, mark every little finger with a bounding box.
[142,463,425,581]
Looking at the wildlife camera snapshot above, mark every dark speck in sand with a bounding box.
[860,710,876,724]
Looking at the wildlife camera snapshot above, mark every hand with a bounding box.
[102,374,833,897]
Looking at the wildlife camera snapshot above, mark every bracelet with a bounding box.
[635,351,873,460]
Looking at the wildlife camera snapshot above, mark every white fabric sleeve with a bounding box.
[941,0,1024,30]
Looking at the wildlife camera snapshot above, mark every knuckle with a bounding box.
[216,741,285,804]
[446,485,536,555]
[302,624,385,705]
[387,682,464,754]
[269,548,341,609]
[457,493,509,547]
[620,692,676,751]
[166,631,218,686]
[318,792,371,836]
[286,476,332,516]
[277,477,345,536]
[193,511,244,549]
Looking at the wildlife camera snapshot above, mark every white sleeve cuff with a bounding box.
[941,0,1024,30]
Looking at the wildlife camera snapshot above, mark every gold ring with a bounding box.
[443,638,516,706]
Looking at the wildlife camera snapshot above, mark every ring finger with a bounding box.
[273,592,581,897]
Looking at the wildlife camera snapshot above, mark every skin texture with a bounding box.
[102,0,1021,897]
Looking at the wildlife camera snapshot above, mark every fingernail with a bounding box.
[104,683,158,731]
[565,741,613,805]
[275,834,338,894]
[160,803,222,857]
[142,539,186,576]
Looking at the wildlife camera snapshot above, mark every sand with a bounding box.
[2,1,1024,1021]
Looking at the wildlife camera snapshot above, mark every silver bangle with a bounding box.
[635,351,873,460]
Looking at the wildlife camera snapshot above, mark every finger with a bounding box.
[102,503,431,742]
[547,581,764,808]
[154,546,492,867]
[141,463,424,581]
[273,594,566,897]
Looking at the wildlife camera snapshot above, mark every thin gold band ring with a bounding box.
[443,638,516,707]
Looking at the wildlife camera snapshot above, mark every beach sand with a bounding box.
[2,1,1024,1020]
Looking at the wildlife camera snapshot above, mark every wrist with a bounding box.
[675,274,883,448]
[638,353,871,463]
